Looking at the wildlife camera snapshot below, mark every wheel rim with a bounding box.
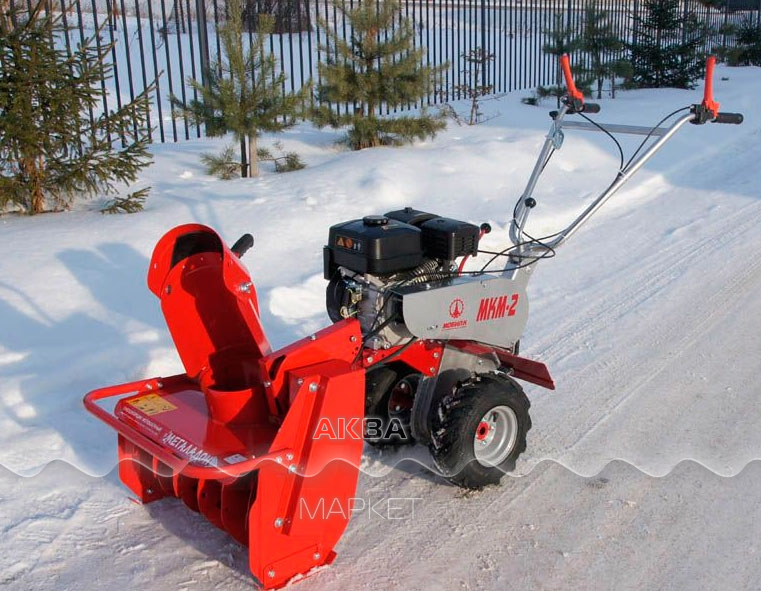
[473,405,519,467]
[387,377,418,432]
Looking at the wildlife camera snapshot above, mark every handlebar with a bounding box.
[231,233,254,257]
[714,112,744,125]
[581,102,600,114]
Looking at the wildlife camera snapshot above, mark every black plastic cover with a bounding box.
[325,217,423,276]
[385,207,438,227]
[420,217,480,259]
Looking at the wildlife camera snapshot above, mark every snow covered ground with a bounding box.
[1,65,760,589]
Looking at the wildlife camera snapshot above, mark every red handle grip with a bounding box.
[560,54,584,103]
[701,56,719,119]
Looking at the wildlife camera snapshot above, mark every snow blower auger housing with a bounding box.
[84,55,742,588]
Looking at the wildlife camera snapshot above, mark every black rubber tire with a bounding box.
[429,373,531,489]
[364,365,418,447]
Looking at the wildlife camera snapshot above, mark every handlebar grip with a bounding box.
[231,233,254,257]
[582,102,601,114]
[714,112,743,125]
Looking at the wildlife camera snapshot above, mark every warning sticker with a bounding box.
[224,453,249,465]
[127,393,178,416]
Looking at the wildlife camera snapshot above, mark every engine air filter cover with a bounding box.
[420,217,480,260]
[325,217,424,276]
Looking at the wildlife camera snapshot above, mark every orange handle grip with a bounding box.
[560,54,584,102]
[702,56,719,118]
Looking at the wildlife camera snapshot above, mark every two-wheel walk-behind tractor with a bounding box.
[84,56,742,588]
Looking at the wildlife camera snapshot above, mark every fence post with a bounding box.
[196,0,211,90]
[480,0,487,88]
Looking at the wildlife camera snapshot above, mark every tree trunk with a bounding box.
[24,156,45,214]
[248,134,259,177]
[240,135,248,178]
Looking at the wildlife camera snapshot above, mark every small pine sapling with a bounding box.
[450,47,497,125]
[172,0,310,177]
[313,0,446,149]
[627,0,707,89]
[541,15,586,106]
[580,2,624,99]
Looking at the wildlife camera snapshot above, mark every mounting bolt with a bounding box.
[267,570,276,579]
[276,456,283,463]
[274,518,284,528]
[297,378,304,385]
[429,367,436,374]
[146,488,153,495]
[263,381,272,388]
[433,352,440,359]
[239,282,253,293]
[145,383,153,390]
[286,453,294,461]
[289,464,298,473]
[350,335,357,342]
[313,552,321,561]
[310,334,317,341]
[156,382,163,389]
[309,382,319,393]
[367,356,374,363]
[165,285,172,295]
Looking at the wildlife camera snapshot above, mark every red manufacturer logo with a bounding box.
[476,294,519,322]
[449,298,464,319]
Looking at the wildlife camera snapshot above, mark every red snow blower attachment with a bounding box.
[85,224,366,588]
[85,55,742,588]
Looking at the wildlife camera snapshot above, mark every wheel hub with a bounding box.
[473,405,518,467]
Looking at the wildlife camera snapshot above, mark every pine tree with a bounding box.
[0,1,152,215]
[172,0,310,178]
[580,2,624,99]
[313,0,446,150]
[627,0,706,89]
[720,16,761,66]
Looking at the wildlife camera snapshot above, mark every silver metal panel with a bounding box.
[400,275,529,349]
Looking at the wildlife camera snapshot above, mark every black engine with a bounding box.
[323,208,481,348]
[324,207,480,278]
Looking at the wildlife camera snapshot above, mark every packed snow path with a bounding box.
[1,67,760,589]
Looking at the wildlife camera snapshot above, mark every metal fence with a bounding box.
[22,0,758,143]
